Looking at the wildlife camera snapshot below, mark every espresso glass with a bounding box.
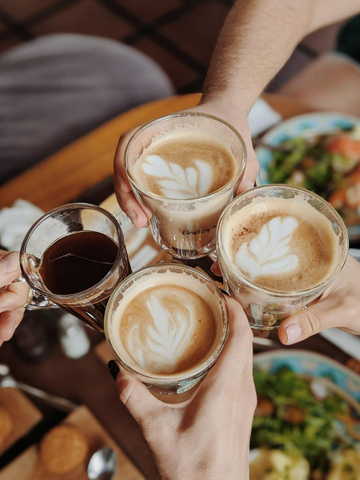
[125,112,246,260]
[216,185,349,330]
[105,264,229,399]
[20,203,131,331]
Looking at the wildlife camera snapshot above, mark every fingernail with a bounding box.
[285,323,302,344]
[241,180,255,191]
[128,213,137,225]
[0,253,19,273]
[108,360,119,380]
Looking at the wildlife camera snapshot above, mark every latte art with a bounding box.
[126,294,196,373]
[225,197,340,292]
[115,283,217,375]
[236,216,299,280]
[141,155,213,199]
[132,132,236,200]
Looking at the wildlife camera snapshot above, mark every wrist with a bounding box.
[161,442,249,480]
[200,76,260,116]
[199,94,249,120]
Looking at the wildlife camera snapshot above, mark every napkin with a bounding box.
[248,98,282,137]
[0,199,44,251]
[320,329,360,362]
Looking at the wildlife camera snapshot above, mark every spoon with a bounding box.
[87,447,117,480]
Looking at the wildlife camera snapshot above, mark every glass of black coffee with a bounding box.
[20,203,131,331]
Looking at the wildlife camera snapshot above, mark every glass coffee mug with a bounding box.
[125,112,246,260]
[216,185,349,330]
[105,264,229,398]
[19,203,131,331]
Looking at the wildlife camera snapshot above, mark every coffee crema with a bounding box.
[131,130,236,199]
[109,272,220,376]
[223,197,340,292]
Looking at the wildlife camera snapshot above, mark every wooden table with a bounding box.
[0,93,313,211]
[0,93,357,480]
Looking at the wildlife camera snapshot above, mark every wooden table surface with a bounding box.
[0,93,313,211]
[0,93,357,480]
[0,406,144,480]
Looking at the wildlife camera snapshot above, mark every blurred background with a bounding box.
[0,2,360,480]
[0,0,344,93]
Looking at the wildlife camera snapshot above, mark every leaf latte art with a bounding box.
[118,285,217,375]
[131,134,236,199]
[141,155,213,199]
[225,196,340,292]
[126,295,195,373]
[235,216,299,280]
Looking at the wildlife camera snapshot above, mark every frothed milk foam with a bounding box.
[132,129,236,199]
[224,196,340,292]
[109,271,221,376]
[128,125,241,256]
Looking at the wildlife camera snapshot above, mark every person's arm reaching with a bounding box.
[109,298,256,480]
[114,0,360,223]
[202,0,360,118]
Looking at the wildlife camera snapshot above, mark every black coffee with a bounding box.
[40,231,118,295]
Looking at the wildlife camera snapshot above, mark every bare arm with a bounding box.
[114,0,360,224]
[202,0,360,116]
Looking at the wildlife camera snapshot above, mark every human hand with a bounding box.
[0,251,29,346]
[113,102,258,228]
[108,297,256,480]
[278,255,360,345]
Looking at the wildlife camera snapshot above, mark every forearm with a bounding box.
[202,0,360,115]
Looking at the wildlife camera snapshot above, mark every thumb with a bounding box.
[108,361,160,424]
[278,293,354,345]
[238,138,259,193]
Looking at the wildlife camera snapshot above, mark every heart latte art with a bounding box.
[131,131,236,199]
[112,282,218,375]
[224,197,340,292]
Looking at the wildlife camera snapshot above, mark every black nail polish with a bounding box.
[108,360,119,380]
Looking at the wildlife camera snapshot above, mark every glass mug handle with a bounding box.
[0,276,57,310]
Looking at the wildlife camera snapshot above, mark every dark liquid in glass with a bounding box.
[39,231,129,329]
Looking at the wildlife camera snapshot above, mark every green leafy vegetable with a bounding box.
[251,368,349,472]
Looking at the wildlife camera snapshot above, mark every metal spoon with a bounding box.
[87,447,117,480]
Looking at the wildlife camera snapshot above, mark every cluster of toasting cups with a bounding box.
[19,112,349,399]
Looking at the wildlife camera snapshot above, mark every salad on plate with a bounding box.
[267,127,360,227]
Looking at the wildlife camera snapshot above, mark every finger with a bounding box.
[206,297,253,387]
[113,131,150,228]
[112,361,161,425]
[238,144,259,193]
[278,293,358,344]
[0,308,25,342]
[210,261,222,277]
[0,252,21,286]
[0,281,29,313]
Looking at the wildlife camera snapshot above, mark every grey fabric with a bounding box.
[0,34,174,184]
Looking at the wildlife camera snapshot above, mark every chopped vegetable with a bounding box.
[267,129,360,226]
[251,368,351,476]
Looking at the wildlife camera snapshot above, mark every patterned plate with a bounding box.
[255,112,360,241]
[253,350,360,446]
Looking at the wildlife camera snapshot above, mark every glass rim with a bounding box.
[20,202,125,301]
[217,184,349,297]
[124,111,247,203]
[104,263,229,383]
